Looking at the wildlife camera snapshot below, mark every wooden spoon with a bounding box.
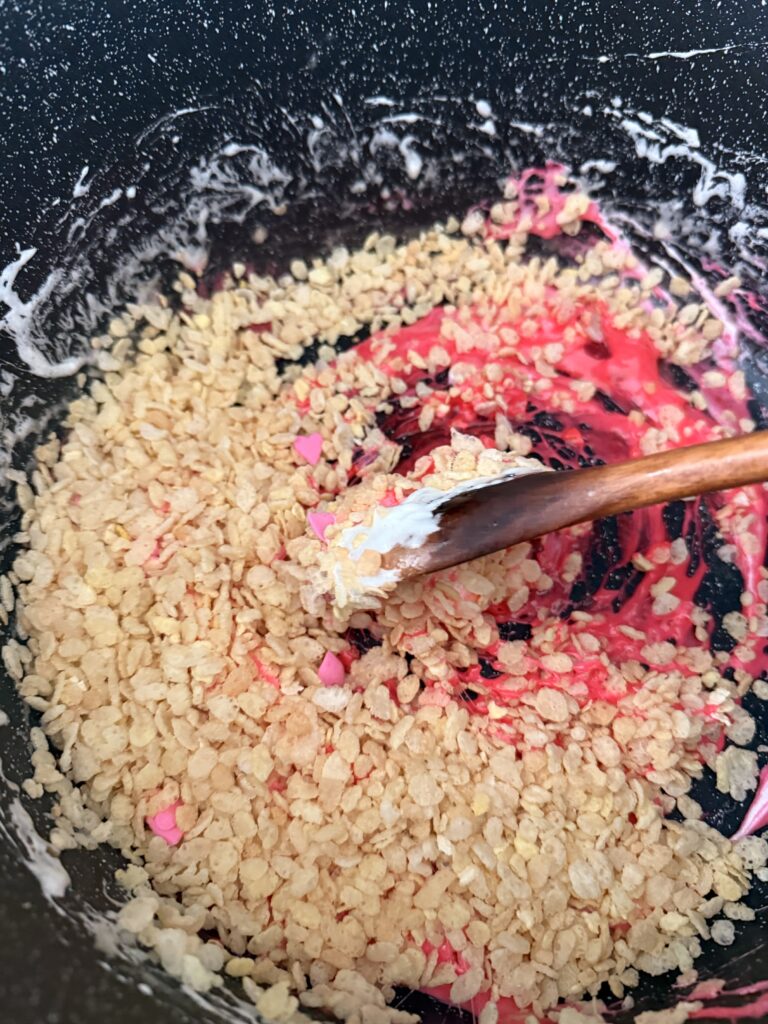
[382,431,768,580]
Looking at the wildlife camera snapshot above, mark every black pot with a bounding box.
[2,2,768,1022]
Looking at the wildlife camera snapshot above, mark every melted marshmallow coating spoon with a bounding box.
[378,431,768,581]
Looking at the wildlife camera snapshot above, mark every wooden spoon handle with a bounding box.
[538,429,768,524]
[403,431,768,577]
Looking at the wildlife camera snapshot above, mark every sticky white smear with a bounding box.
[0,784,71,904]
[8,800,70,900]
[0,248,82,378]
[369,125,426,181]
[0,748,68,908]
[345,461,545,554]
[642,45,738,60]
[336,461,545,603]
[610,114,746,209]
[72,165,91,199]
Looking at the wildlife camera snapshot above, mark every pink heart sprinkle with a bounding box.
[308,510,335,542]
[154,808,176,831]
[147,800,183,846]
[318,651,346,686]
[294,432,324,466]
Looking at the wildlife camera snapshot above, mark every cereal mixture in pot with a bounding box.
[3,168,768,1024]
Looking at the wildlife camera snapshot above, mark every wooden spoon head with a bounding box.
[382,430,768,583]
[382,469,558,579]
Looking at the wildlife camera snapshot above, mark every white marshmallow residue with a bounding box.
[8,798,70,902]
[0,248,78,379]
[334,460,546,605]
[341,487,444,557]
